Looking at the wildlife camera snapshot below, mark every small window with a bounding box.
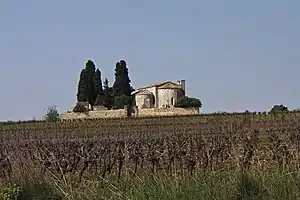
[171,97,175,105]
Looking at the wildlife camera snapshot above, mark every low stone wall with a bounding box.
[60,107,199,120]
[60,109,126,120]
[136,107,200,117]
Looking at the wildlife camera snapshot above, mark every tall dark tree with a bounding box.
[103,78,114,109]
[120,60,132,96]
[113,60,131,97]
[76,69,88,102]
[85,60,97,109]
[94,69,103,94]
[76,60,104,110]
[113,61,122,97]
[103,78,109,92]
[93,69,104,106]
[76,59,133,111]
[113,60,132,110]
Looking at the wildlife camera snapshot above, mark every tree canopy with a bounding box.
[93,69,104,106]
[103,78,114,110]
[76,69,88,102]
[175,96,202,108]
[76,60,105,110]
[76,59,134,111]
[44,105,60,122]
[113,60,132,109]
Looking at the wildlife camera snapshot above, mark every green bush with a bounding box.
[44,105,60,122]
[175,96,202,108]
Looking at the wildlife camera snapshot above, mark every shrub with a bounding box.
[270,104,288,113]
[175,96,202,108]
[44,105,60,122]
[73,102,88,113]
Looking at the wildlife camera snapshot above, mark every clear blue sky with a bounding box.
[0,0,299,121]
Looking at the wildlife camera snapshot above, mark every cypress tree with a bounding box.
[76,69,88,102]
[94,69,103,94]
[84,60,97,109]
[76,59,133,111]
[113,61,122,97]
[113,60,132,110]
[119,60,131,96]
[103,78,113,109]
[93,69,104,106]
[113,60,131,97]
[76,60,101,110]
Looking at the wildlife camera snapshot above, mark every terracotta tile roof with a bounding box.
[131,81,184,95]
[131,89,153,95]
[138,81,181,89]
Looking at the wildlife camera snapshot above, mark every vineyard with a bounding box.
[1,112,300,199]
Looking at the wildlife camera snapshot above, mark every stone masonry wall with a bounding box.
[135,94,150,108]
[135,87,157,109]
[60,109,126,120]
[157,88,182,108]
[60,107,199,121]
[135,87,183,109]
[137,107,199,117]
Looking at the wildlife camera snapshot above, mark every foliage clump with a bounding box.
[44,105,60,122]
[112,60,133,111]
[76,60,105,110]
[175,96,202,108]
[270,104,288,113]
[76,59,134,112]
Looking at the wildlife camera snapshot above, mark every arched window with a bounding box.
[151,95,155,108]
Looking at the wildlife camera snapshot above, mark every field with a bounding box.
[1,112,300,199]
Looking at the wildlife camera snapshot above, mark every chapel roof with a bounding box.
[131,89,154,95]
[138,81,183,90]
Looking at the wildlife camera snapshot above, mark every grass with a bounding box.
[2,167,300,200]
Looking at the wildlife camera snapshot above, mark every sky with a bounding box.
[0,0,299,121]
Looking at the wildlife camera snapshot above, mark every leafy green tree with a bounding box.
[175,96,202,108]
[44,105,60,122]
